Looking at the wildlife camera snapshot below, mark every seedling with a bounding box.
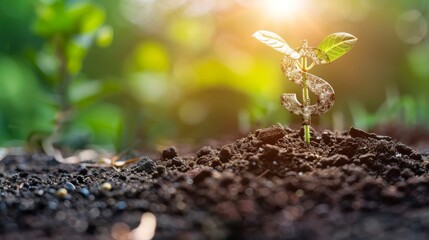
[33,0,113,159]
[253,30,357,145]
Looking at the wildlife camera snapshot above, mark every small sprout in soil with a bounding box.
[56,188,68,198]
[101,182,112,191]
[33,1,114,162]
[253,30,357,145]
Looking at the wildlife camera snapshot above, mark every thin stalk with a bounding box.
[51,39,71,143]
[302,57,311,146]
[44,39,71,158]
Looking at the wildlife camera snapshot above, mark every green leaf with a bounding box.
[252,30,301,60]
[66,40,87,74]
[33,1,106,37]
[33,1,74,36]
[96,26,113,47]
[78,5,105,33]
[317,32,357,62]
[67,2,105,33]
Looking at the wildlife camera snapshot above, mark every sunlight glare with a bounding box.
[260,0,307,21]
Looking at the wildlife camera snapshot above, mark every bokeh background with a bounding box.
[1,0,428,151]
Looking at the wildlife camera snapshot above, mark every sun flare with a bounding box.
[260,0,307,21]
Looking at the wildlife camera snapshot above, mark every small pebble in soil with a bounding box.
[101,182,112,191]
[48,201,58,210]
[79,188,91,198]
[56,188,68,198]
[63,182,76,191]
[116,201,127,210]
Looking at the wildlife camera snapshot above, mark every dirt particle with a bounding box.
[359,153,376,167]
[171,157,185,167]
[411,152,423,160]
[349,127,372,138]
[381,186,404,204]
[321,130,334,144]
[76,175,85,184]
[132,157,156,174]
[333,155,350,167]
[320,154,349,167]
[197,146,215,158]
[298,163,312,172]
[196,156,210,165]
[255,124,286,144]
[220,173,235,188]
[219,145,234,163]
[400,168,414,179]
[238,199,256,215]
[260,144,280,160]
[210,159,222,167]
[78,168,88,175]
[385,167,401,182]
[193,169,212,184]
[215,201,241,221]
[395,143,414,156]
[360,179,383,200]
[162,147,178,159]
[156,165,166,175]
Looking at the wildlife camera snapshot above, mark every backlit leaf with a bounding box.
[317,32,357,62]
[96,26,113,47]
[78,4,105,33]
[252,30,301,60]
[66,40,86,74]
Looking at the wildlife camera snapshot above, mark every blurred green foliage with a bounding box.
[30,0,117,151]
[33,0,113,74]
[1,0,429,150]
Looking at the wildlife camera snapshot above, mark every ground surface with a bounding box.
[1,124,429,240]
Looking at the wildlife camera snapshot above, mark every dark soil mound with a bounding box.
[1,124,429,239]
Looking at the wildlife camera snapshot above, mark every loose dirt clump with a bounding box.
[1,124,429,239]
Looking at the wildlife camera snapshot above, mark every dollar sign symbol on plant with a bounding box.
[253,30,357,145]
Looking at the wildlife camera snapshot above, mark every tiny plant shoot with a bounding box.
[33,1,113,152]
[253,30,357,145]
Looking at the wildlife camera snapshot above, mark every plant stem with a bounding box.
[53,39,70,142]
[302,57,311,146]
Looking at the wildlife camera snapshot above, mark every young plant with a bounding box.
[33,0,113,152]
[253,30,357,145]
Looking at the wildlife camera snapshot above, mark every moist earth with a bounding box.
[1,124,429,240]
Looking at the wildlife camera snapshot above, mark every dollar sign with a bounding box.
[280,42,335,125]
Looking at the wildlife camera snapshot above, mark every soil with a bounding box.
[1,124,429,240]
